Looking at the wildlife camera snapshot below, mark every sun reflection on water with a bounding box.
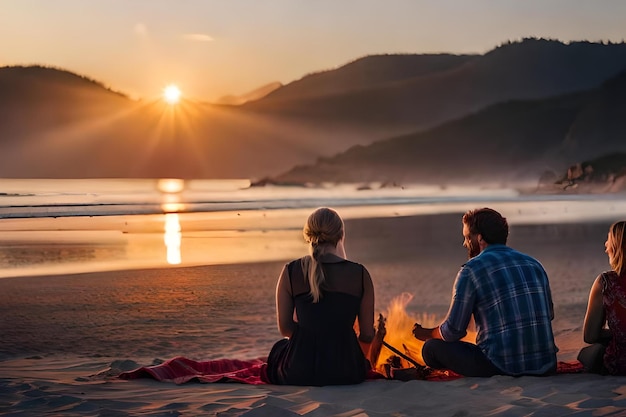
[164,213,182,265]
[158,178,185,265]
[157,178,185,193]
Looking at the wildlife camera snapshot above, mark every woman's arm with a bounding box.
[357,267,376,357]
[583,274,609,344]
[276,264,297,338]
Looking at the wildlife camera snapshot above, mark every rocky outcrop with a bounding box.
[550,153,626,193]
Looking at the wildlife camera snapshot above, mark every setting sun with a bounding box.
[163,84,182,104]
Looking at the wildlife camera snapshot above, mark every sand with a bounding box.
[2,213,626,416]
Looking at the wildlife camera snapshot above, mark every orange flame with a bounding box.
[373,293,477,372]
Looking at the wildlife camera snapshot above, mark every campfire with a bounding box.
[368,293,477,378]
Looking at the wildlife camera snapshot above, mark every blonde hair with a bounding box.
[609,221,626,275]
[302,207,344,302]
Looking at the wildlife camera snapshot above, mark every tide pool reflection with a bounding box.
[164,213,182,265]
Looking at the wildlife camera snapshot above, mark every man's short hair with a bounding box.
[463,208,509,245]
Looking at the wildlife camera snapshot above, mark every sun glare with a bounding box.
[163,84,182,104]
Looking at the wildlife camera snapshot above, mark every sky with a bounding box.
[1,0,626,102]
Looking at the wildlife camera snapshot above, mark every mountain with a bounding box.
[2,38,626,180]
[0,66,328,178]
[256,54,475,102]
[214,81,282,105]
[561,67,626,161]
[0,65,130,142]
[271,69,626,188]
[244,39,626,139]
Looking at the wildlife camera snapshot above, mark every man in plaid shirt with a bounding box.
[413,207,558,376]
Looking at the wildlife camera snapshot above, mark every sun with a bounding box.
[163,84,182,104]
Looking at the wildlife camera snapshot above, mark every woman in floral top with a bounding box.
[579,221,626,374]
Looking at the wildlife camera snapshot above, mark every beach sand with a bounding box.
[2,213,626,416]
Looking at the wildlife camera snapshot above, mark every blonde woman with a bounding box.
[263,207,376,386]
[579,221,626,374]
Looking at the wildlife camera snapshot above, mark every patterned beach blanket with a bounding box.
[119,356,584,385]
[119,356,269,385]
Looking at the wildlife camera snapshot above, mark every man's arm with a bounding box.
[414,268,475,342]
[542,266,555,321]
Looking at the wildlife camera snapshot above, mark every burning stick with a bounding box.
[369,313,432,380]
[368,313,386,367]
[382,340,421,368]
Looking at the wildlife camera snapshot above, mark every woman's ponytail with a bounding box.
[302,208,344,303]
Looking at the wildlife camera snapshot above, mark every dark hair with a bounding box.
[463,208,508,245]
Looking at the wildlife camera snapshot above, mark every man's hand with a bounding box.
[412,323,436,341]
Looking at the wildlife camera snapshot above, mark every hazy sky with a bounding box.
[1,0,625,102]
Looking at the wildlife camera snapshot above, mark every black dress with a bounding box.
[264,255,373,386]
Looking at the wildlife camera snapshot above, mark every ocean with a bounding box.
[1,178,625,279]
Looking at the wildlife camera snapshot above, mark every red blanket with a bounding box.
[119,356,584,385]
[119,357,269,385]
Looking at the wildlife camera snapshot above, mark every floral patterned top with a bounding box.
[602,271,626,375]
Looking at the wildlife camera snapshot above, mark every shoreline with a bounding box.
[1,196,625,280]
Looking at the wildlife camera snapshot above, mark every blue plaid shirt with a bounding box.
[440,244,558,375]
